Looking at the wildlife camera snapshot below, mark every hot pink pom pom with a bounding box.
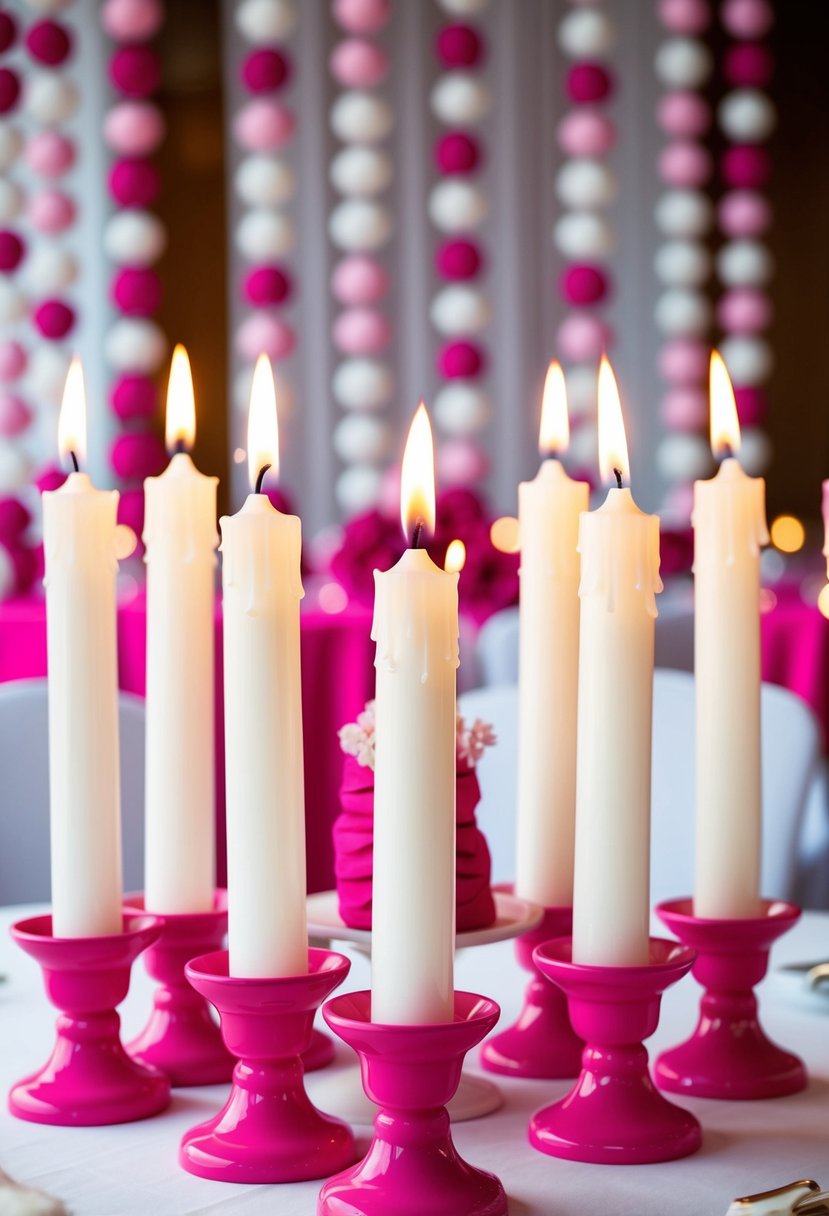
[26,19,72,66]
[717,288,772,334]
[28,190,75,234]
[110,374,156,420]
[721,145,771,189]
[329,38,389,88]
[436,239,482,280]
[718,190,771,238]
[0,394,31,436]
[110,46,161,98]
[236,312,296,361]
[658,140,711,188]
[111,431,166,481]
[435,132,480,175]
[724,42,773,87]
[34,299,75,340]
[103,101,165,157]
[332,0,391,35]
[438,438,488,487]
[733,385,768,426]
[25,131,75,178]
[331,255,388,305]
[0,341,26,382]
[656,91,711,138]
[0,231,24,272]
[560,264,610,306]
[333,307,391,355]
[0,12,16,54]
[657,0,711,34]
[109,157,160,207]
[234,99,295,152]
[566,63,613,103]
[112,267,162,316]
[0,497,30,540]
[436,24,483,68]
[0,69,20,115]
[36,464,67,494]
[242,49,291,94]
[3,540,37,595]
[117,487,145,537]
[243,265,291,307]
[437,340,485,380]
[557,313,611,363]
[101,0,165,42]
[659,337,709,384]
[557,109,616,157]
[721,0,773,39]
[660,387,708,431]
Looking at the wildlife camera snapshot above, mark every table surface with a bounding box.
[1,905,828,1216]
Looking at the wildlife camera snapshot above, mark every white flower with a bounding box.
[339,700,495,770]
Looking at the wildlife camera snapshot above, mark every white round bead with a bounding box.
[718,89,777,143]
[333,413,391,463]
[430,285,491,335]
[332,357,395,411]
[719,336,774,386]
[739,427,772,476]
[335,465,383,515]
[430,72,491,125]
[654,289,712,336]
[0,125,22,171]
[0,280,26,324]
[104,210,167,266]
[25,74,79,126]
[654,240,712,288]
[329,199,393,251]
[566,364,597,419]
[26,344,69,404]
[105,318,168,374]
[235,209,295,259]
[0,179,23,224]
[654,37,712,89]
[433,382,491,435]
[716,239,773,287]
[330,92,394,144]
[236,0,297,42]
[555,159,618,210]
[0,442,30,494]
[235,155,296,207]
[22,244,77,294]
[553,212,614,258]
[656,433,712,481]
[429,179,489,232]
[558,9,615,58]
[330,146,393,196]
[654,189,712,238]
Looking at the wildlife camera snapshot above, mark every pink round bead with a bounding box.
[0,231,24,272]
[25,131,75,178]
[101,0,165,42]
[721,145,771,189]
[331,255,388,305]
[111,431,166,481]
[733,385,768,426]
[36,465,68,494]
[560,264,610,306]
[3,540,37,595]
[0,69,20,115]
[434,131,480,175]
[103,101,165,157]
[724,42,773,87]
[436,24,483,68]
[658,140,712,188]
[658,337,709,384]
[657,90,711,138]
[244,265,292,307]
[657,0,711,33]
[333,307,391,355]
[721,0,774,39]
[436,238,482,280]
[557,313,611,363]
[0,12,16,54]
[111,374,156,420]
[108,157,160,206]
[437,340,485,380]
[242,48,291,94]
[111,267,162,316]
[0,496,30,539]
[566,63,613,103]
[34,299,75,340]
[110,46,161,98]
[236,312,296,360]
[332,0,391,35]
[717,288,772,333]
[0,394,31,436]
[438,438,488,487]
[117,487,145,537]
[234,99,295,152]
[329,38,389,88]
[28,190,75,234]
[0,341,26,382]
[660,387,708,431]
[557,109,616,157]
[718,190,771,237]
[25,19,72,66]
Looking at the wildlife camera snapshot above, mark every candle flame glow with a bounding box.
[165,344,196,454]
[400,402,436,543]
[444,539,466,573]
[58,355,87,469]
[597,355,630,486]
[247,354,279,491]
[539,359,570,457]
[709,349,742,458]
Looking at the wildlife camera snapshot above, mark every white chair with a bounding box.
[0,678,146,905]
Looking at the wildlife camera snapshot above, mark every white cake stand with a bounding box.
[304,889,542,1124]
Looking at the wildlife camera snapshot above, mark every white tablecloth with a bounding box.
[1,905,827,1216]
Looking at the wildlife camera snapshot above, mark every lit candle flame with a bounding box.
[247,354,279,492]
[400,402,436,543]
[58,355,87,469]
[539,359,570,457]
[444,539,465,573]
[165,343,196,454]
[597,355,630,486]
[709,349,741,458]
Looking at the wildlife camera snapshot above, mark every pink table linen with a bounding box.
[761,588,829,749]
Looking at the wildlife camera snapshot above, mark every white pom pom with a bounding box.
[0,280,26,324]
[654,288,712,336]
[716,239,773,287]
[336,465,383,515]
[430,73,491,125]
[718,90,777,143]
[429,179,488,232]
[333,414,391,463]
[430,285,491,335]
[22,244,76,294]
[329,199,392,251]
[654,240,712,288]
[566,364,597,419]
[0,179,23,224]
[437,0,489,13]
[654,38,712,89]
[330,146,393,197]
[739,427,772,476]
[553,212,614,259]
[332,357,394,411]
[0,542,14,600]
[330,92,394,144]
[236,0,297,42]
[105,318,168,374]
[568,422,598,468]
[0,442,30,494]
[0,125,22,171]
[25,74,79,126]
[104,210,167,266]
[719,336,774,386]
[558,9,615,58]
[654,189,712,238]
[235,209,295,259]
[656,433,712,481]
[235,155,295,207]
[26,344,69,404]
[555,159,618,209]
[433,382,491,435]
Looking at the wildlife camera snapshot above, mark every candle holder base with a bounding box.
[480,902,582,1079]
[179,948,356,1184]
[317,991,507,1216]
[654,898,807,1100]
[304,1027,336,1071]
[8,913,171,1126]
[529,937,701,1165]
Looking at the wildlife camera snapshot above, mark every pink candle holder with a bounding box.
[529,936,702,1165]
[479,902,582,1078]
[318,990,508,1216]
[654,898,807,1100]
[179,947,356,1184]
[8,912,171,1126]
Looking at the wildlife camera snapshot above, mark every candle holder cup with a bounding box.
[529,936,702,1165]
[654,898,807,1100]
[179,947,356,1184]
[480,900,582,1078]
[8,912,171,1126]
[318,990,508,1216]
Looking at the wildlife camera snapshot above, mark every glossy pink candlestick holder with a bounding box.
[179,947,356,1184]
[480,902,582,1078]
[654,898,807,1100]
[8,912,171,1126]
[529,936,702,1165]
[318,990,507,1216]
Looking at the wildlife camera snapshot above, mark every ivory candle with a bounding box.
[572,358,662,966]
[221,355,307,978]
[371,404,459,1025]
[43,358,123,938]
[515,361,589,908]
[693,352,768,919]
[143,347,218,914]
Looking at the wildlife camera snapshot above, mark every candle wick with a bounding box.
[719,443,733,462]
[69,450,79,474]
[542,446,558,462]
[412,519,424,549]
[255,464,271,495]
[613,467,623,490]
[173,438,187,456]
